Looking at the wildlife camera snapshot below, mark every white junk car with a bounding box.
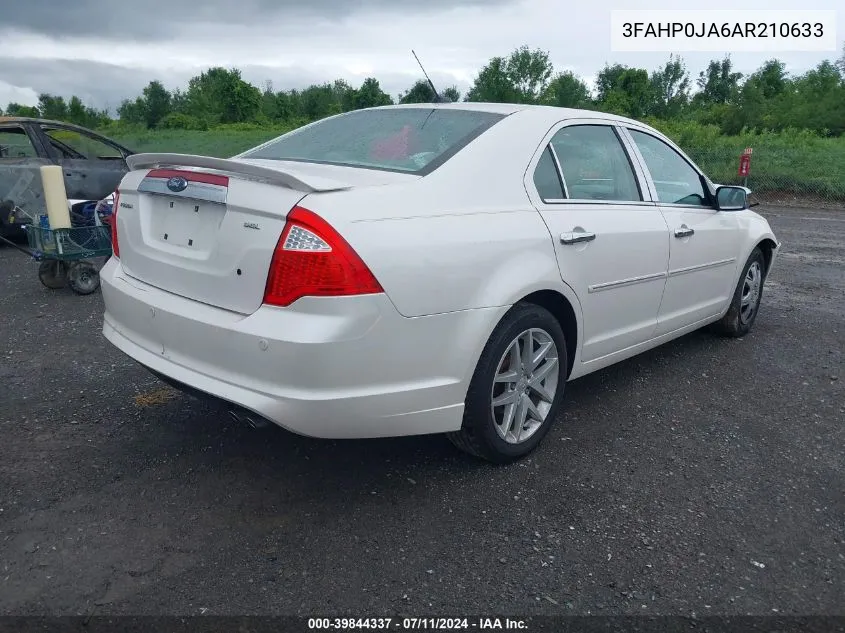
[101,103,781,463]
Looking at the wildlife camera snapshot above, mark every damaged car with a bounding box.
[0,117,133,238]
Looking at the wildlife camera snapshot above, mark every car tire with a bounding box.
[67,261,101,295]
[712,247,766,338]
[448,302,568,464]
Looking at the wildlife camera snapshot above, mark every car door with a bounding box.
[37,124,129,200]
[525,121,670,364]
[0,122,53,222]
[622,127,742,337]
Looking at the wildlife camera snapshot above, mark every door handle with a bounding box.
[560,231,596,245]
[674,226,694,238]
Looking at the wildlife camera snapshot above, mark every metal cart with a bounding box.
[0,203,113,295]
[26,222,113,294]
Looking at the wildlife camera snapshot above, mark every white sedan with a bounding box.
[100,103,780,463]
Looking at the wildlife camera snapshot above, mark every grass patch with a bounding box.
[133,387,178,408]
[97,120,845,201]
[650,121,845,199]
[100,123,297,158]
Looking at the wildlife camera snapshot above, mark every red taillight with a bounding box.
[263,206,383,307]
[110,190,120,259]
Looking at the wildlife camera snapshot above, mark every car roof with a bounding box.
[368,102,651,129]
[384,102,528,115]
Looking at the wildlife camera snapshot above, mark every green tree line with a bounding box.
[3,45,845,136]
[2,94,110,129]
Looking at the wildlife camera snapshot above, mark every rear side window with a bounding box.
[240,108,505,175]
[550,125,642,202]
[533,146,564,200]
[42,127,123,160]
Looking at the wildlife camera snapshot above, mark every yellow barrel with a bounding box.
[40,165,71,230]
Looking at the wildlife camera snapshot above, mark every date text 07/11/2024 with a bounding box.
[307,617,529,630]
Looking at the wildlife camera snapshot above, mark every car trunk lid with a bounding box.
[115,153,352,315]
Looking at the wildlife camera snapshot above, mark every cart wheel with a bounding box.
[38,260,68,289]
[67,261,100,295]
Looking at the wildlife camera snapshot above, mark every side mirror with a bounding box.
[715,185,748,211]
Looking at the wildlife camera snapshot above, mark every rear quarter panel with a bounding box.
[343,203,567,317]
[317,179,586,388]
[308,111,578,319]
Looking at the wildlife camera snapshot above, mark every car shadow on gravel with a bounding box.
[116,324,723,482]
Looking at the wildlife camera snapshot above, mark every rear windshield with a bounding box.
[239,108,506,174]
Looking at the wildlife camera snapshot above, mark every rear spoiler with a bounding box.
[125,153,351,193]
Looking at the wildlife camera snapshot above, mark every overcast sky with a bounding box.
[1,0,842,112]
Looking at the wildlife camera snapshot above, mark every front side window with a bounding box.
[549,125,642,202]
[240,108,505,175]
[628,129,709,206]
[0,126,37,158]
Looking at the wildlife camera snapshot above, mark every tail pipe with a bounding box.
[228,406,271,430]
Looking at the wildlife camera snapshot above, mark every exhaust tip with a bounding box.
[228,407,270,430]
[244,415,270,430]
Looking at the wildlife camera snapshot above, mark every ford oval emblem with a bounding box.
[166,176,188,192]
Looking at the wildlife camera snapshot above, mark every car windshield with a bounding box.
[239,108,506,174]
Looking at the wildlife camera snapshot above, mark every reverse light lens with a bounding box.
[283,225,331,252]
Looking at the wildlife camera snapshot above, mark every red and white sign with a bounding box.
[738,147,753,177]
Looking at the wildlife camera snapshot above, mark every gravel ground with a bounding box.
[0,206,842,618]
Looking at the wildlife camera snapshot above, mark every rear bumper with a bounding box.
[100,258,505,439]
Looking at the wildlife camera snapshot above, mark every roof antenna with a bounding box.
[412,50,451,103]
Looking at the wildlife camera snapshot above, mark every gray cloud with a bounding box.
[0,58,470,111]
[0,59,166,112]
[3,0,513,39]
